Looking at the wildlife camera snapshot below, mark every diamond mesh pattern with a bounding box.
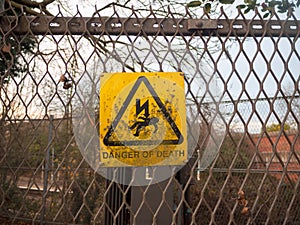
[0,4,300,225]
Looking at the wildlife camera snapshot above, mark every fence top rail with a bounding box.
[1,16,299,37]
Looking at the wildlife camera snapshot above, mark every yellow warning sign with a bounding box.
[99,72,187,167]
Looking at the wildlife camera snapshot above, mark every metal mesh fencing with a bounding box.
[0,3,300,225]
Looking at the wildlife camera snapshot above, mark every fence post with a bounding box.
[41,115,53,224]
[177,154,197,225]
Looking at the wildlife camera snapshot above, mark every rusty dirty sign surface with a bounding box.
[99,72,187,167]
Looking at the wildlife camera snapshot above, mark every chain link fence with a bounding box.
[0,3,300,225]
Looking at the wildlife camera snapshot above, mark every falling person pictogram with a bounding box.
[129,116,159,137]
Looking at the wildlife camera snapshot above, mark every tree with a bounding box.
[1,0,54,16]
[265,123,291,132]
[0,36,35,85]
[0,2,56,222]
[0,0,53,86]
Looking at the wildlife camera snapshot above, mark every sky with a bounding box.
[1,0,299,134]
[50,0,300,18]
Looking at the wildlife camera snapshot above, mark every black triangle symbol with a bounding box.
[103,76,184,146]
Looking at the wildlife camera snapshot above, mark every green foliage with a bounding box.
[241,0,298,17]
[187,0,299,16]
[0,35,35,84]
[0,182,39,217]
[213,132,253,170]
[0,3,36,85]
[0,118,105,223]
[265,123,291,132]
[220,0,235,4]
[204,2,212,12]
[187,0,202,7]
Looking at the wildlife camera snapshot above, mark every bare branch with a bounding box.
[84,35,135,72]
[9,0,40,15]
[7,0,54,15]
[13,0,55,8]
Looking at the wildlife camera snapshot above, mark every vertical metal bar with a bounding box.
[0,0,4,14]
[105,168,131,225]
[51,147,54,182]
[105,175,111,225]
[41,115,53,224]
[177,155,197,225]
[118,169,123,225]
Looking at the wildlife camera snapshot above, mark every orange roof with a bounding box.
[251,131,300,153]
